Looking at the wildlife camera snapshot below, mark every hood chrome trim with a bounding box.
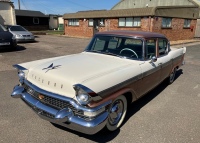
[13,64,27,71]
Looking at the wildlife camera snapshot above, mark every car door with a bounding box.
[157,39,172,82]
[138,39,162,97]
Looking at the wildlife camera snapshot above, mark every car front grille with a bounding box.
[23,83,84,116]
[22,35,31,37]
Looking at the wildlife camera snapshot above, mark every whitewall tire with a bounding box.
[106,95,127,131]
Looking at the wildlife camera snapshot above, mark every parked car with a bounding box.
[5,25,35,42]
[0,24,17,50]
[11,31,186,135]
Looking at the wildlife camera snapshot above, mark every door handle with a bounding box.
[158,63,162,66]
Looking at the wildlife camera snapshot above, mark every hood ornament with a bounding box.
[42,63,61,73]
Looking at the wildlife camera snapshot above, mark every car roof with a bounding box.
[95,30,167,39]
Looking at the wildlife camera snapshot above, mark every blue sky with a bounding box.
[11,0,120,15]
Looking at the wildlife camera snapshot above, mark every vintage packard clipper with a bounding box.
[11,31,186,134]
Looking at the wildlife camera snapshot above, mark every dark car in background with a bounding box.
[5,25,35,42]
[0,24,17,50]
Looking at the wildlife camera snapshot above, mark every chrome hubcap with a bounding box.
[108,100,124,125]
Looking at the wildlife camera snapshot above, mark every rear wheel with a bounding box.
[168,68,177,84]
[105,95,127,131]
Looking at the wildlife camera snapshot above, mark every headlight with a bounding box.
[76,88,91,105]
[12,35,16,40]
[18,70,25,78]
[15,34,23,38]
[73,84,95,105]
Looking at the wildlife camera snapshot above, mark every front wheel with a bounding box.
[105,95,127,131]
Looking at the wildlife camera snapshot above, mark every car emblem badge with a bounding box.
[42,63,61,73]
[38,94,45,100]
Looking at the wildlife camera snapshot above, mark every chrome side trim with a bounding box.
[98,74,141,98]
[13,64,27,71]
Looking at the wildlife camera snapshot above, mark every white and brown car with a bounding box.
[11,31,186,134]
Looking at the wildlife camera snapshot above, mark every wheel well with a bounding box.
[123,92,132,106]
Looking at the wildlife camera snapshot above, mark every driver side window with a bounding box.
[145,39,156,59]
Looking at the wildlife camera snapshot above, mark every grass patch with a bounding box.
[31,30,64,35]
[46,30,64,35]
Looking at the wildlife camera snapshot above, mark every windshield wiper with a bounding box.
[86,50,102,53]
[86,50,123,58]
[102,52,119,57]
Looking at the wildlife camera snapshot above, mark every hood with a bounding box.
[20,52,140,98]
[11,31,33,36]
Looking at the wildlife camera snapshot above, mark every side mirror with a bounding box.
[150,56,157,63]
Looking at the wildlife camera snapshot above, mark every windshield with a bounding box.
[0,24,7,32]
[85,35,143,60]
[10,26,27,31]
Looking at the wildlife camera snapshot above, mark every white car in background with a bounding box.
[5,25,35,42]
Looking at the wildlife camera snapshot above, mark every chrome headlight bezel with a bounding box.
[73,84,98,106]
[18,70,25,78]
[13,65,27,83]
[74,86,91,105]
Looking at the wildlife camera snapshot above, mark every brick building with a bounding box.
[63,6,198,41]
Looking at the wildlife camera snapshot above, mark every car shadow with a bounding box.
[51,69,183,142]
[0,45,26,53]
[51,123,120,142]
[17,40,39,44]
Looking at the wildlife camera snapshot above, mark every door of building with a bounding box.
[93,19,99,35]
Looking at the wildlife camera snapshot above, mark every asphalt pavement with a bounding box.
[0,35,200,143]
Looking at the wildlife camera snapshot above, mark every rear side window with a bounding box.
[145,39,156,59]
[158,39,168,56]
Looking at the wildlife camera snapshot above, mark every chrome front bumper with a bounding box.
[11,84,111,135]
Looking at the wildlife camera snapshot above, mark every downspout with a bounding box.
[148,16,151,31]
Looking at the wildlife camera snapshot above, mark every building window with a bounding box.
[89,19,93,26]
[119,18,125,26]
[118,17,141,27]
[184,19,191,28]
[162,18,172,28]
[68,19,79,26]
[33,18,39,24]
[133,17,141,26]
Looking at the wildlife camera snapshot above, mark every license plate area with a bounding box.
[0,42,10,46]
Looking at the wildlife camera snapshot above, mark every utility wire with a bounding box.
[66,0,94,10]
[34,0,62,14]
[20,0,28,10]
